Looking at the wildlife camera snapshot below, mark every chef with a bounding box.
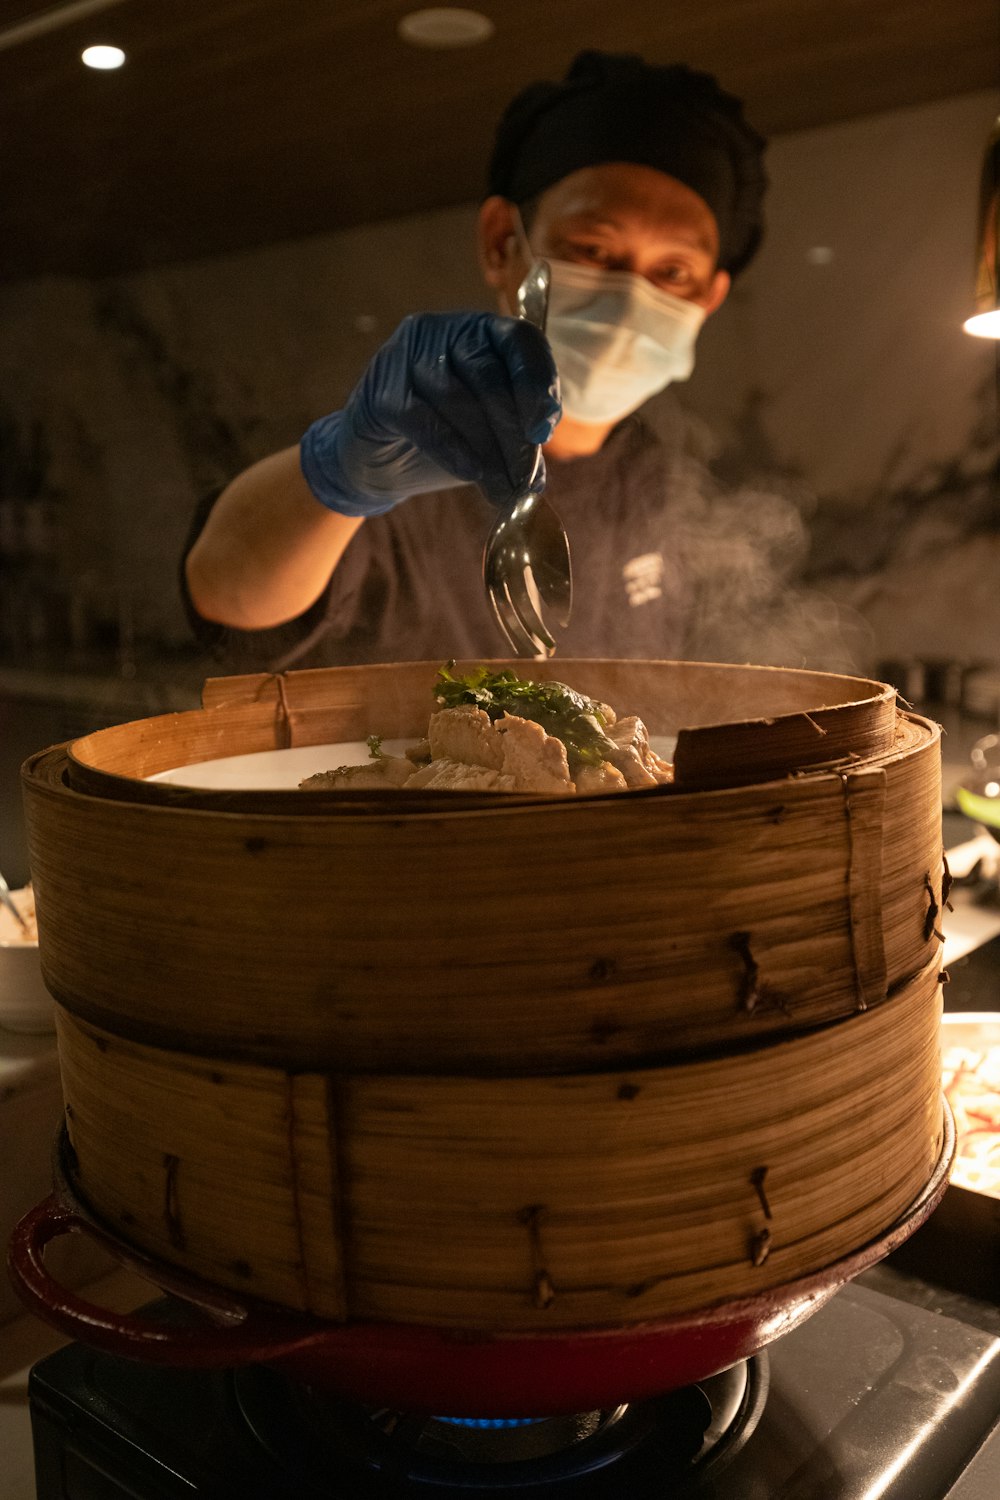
[182,50,768,670]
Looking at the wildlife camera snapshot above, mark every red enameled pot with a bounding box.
[8,1117,954,1417]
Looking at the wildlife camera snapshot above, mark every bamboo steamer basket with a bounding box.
[24,659,941,1070]
[51,964,942,1331]
[19,658,947,1333]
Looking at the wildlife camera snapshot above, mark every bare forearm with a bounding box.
[184,446,363,629]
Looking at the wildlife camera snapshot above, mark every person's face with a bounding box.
[478,162,731,317]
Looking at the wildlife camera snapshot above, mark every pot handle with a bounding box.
[7,1195,326,1367]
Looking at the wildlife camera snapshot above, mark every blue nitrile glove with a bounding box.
[300,311,561,517]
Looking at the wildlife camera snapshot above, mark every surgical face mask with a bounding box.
[507,212,708,424]
[543,258,707,424]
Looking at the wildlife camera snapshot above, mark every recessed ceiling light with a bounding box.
[81,43,125,69]
[398,8,495,48]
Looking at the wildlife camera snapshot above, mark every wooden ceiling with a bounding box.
[0,0,996,282]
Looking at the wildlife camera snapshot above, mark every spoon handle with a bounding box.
[514,258,551,500]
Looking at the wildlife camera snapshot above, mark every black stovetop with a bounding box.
[28,1280,1000,1500]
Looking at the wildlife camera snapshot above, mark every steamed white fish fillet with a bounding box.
[299,755,414,790]
[298,677,672,796]
[606,715,672,788]
[427,705,505,770]
[404,759,516,792]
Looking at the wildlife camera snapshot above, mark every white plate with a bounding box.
[148,737,677,791]
[148,740,416,790]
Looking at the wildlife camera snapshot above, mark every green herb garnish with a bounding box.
[434,663,617,768]
[367,734,383,759]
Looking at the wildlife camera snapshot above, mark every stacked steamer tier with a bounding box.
[13,659,949,1412]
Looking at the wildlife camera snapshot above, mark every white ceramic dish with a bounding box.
[147,737,678,791]
[148,740,415,790]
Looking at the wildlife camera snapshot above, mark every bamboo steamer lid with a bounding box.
[22,660,942,1072]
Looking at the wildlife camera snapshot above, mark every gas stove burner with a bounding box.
[367,1403,631,1469]
[404,1409,611,1463]
[232,1358,768,1495]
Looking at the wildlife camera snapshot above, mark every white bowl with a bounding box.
[0,887,55,1035]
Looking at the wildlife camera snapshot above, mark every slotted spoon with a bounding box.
[482,260,572,657]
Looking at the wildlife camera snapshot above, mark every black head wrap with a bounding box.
[487,51,768,276]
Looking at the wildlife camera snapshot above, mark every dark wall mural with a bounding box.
[0,88,996,688]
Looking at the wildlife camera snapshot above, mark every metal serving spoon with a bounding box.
[482,260,573,657]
